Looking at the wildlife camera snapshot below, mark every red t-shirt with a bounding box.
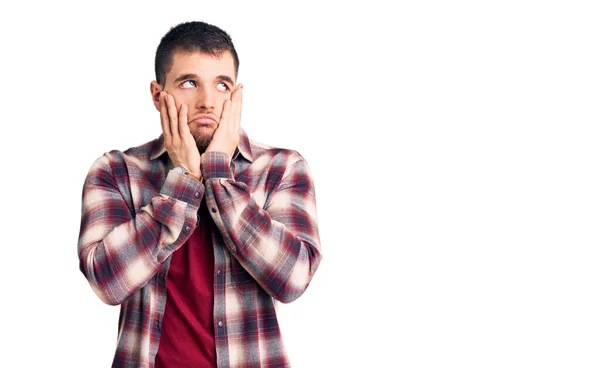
[155,202,216,367]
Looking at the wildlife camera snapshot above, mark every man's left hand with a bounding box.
[205,84,243,161]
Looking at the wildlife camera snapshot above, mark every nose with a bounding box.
[195,85,215,111]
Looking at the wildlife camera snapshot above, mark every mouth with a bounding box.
[190,115,217,126]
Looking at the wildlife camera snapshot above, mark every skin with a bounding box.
[150,50,243,180]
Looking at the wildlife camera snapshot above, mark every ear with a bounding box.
[150,81,163,112]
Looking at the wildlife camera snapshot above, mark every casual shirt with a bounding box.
[78,129,322,367]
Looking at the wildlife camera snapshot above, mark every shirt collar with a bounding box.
[150,128,254,162]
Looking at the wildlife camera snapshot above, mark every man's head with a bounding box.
[150,21,240,151]
[154,21,239,86]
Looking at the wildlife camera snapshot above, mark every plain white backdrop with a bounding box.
[1,1,600,367]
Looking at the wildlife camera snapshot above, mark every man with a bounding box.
[78,21,322,367]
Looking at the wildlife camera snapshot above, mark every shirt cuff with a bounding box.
[201,152,235,180]
[160,169,205,206]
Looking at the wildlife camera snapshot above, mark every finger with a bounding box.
[219,99,232,127]
[234,85,243,131]
[167,94,180,140]
[178,103,190,136]
[227,85,241,123]
[233,84,243,102]
[159,92,171,138]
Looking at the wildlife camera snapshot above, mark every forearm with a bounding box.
[202,152,322,303]
[78,162,204,305]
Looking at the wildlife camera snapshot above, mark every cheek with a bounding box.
[170,90,194,109]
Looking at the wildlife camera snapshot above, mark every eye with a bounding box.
[217,82,230,92]
[181,80,197,88]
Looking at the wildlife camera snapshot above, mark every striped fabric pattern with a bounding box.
[78,129,322,367]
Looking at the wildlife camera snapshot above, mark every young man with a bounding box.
[78,21,322,367]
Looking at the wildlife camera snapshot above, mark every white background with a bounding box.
[1,1,599,367]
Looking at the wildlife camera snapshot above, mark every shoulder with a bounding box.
[248,137,306,166]
[87,137,161,177]
[246,137,315,188]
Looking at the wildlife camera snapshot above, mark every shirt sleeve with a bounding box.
[201,151,322,303]
[77,152,204,305]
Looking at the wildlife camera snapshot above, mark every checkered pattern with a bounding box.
[78,129,322,367]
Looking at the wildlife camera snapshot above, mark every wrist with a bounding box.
[171,166,201,181]
[188,170,202,181]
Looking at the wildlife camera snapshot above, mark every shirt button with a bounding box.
[218,321,223,327]
[184,226,190,232]
[194,192,201,198]
[211,208,217,213]
[217,270,222,275]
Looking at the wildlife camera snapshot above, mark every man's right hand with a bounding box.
[160,92,202,180]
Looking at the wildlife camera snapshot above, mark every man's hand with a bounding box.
[205,84,243,161]
[160,91,202,180]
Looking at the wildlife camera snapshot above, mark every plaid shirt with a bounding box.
[78,129,322,367]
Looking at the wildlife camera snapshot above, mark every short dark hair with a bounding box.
[154,21,239,85]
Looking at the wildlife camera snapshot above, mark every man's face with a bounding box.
[151,50,236,151]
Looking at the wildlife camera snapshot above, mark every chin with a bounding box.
[193,132,214,152]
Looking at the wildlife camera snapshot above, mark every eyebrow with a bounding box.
[172,73,235,86]
[217,75,235,86]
